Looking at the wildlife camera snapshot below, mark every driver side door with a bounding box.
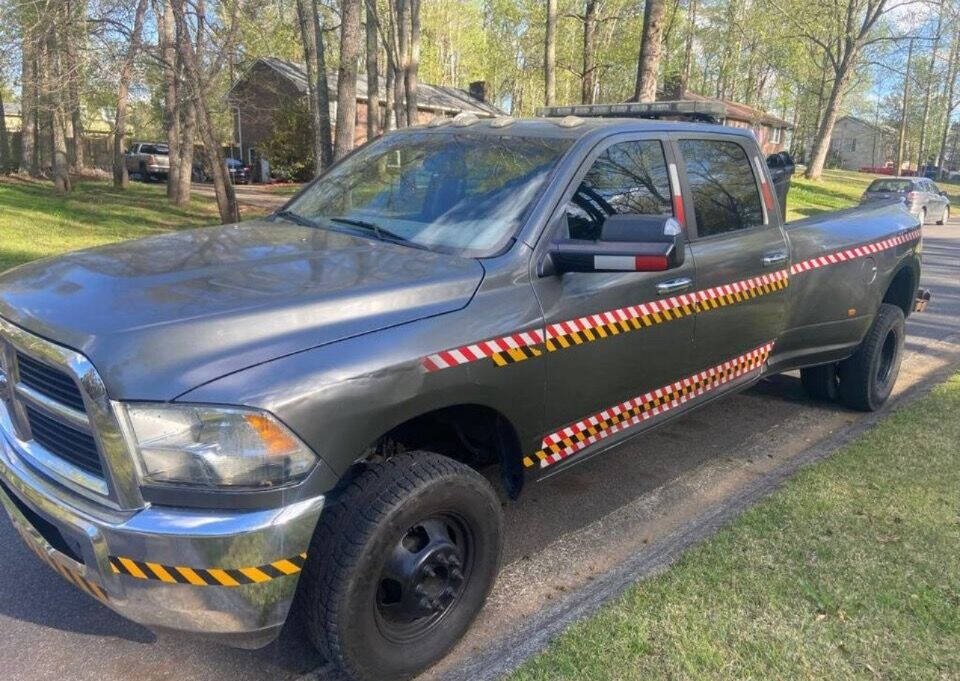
[530,134,699,474]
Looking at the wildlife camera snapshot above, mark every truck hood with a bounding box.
[0,220,484,399]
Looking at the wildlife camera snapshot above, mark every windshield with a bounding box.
[867,179,912,192]
[283,131,573,256]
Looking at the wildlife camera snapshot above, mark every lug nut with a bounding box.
[423,565,436,578]
[418,596,431,610]
[449,567,463,581]
[414,584,425,595]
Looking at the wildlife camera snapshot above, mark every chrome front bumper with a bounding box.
[0,421,324,648]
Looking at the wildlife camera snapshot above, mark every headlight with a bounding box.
[122,404,317,489]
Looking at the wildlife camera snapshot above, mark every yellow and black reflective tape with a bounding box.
[108,552,308,587]
[16,523,109,603]
[490,343,543,367]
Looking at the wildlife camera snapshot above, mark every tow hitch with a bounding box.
[915,288,931,313]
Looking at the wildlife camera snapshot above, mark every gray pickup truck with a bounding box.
[125,142,171,181]
[0,116,923,681]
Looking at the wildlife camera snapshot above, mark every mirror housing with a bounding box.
[548,214,685,274]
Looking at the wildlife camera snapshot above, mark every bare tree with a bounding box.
[296,0,329,174]
[365,0,380,139]
[634,0,667,102]
[171,0,240,222]
[334,0,362,159]
[64,0,85,171]
[112,0,149,188]
[582,0,598,104]
[404,0,420,124]
[895,38,914,174]
[680,0,697,94]
[159,0,182,200]
[916,0,944,170]
[19,38,39,175]
[545,0,556,105]
[393,0,408,127]
[936,21,960,178]
[772,0,896,180]
[312,0,334,167]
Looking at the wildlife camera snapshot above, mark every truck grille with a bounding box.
[23,405,103,477]
[16,352,87,412]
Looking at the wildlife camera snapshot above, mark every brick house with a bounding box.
[828,115,896,171]
[227,57,502,178]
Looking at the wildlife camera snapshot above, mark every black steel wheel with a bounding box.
[301,452,503,681]
[838,303,905,411]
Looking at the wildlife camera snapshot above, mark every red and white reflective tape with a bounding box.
[421,328,545,371]
[668,163,686,228]
[536,342,774,467]
[594,254,668,271]
[753,156,775,223]
[789,228,921,275]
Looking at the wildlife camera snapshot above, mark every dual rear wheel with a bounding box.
[801,303,905,411]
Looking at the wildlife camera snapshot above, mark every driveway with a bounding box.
[1,218,959,681]
[191,183,301,211]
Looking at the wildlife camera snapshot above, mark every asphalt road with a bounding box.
[1,217,959,681]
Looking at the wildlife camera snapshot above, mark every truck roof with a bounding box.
[403,116,759,143]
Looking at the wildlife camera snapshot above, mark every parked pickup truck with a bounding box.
[0,116,923,681]
[124,142,171,181]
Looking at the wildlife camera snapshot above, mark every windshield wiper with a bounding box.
[328,217,429,250]
[273,209,321,229]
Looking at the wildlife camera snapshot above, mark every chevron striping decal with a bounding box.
[522,343,774,469]
[109,551,308,587]
[422,228,921,372]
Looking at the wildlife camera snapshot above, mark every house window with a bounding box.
[849,138,857,152]
[770,127,783,144]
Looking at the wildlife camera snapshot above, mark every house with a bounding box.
[537,89,792,156]
[828,115,896,171]
[227,57,502,178]
[3,102,21,132]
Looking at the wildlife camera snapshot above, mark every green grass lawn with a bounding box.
[787,168,960,221]
[509,374,960,681]
[0,176,268,272]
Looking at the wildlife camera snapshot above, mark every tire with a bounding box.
[302,453,503,681]
[838,303,905,411]
[800,363,840,401]
[937,205,949,225]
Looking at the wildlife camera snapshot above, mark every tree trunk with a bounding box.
[112,0,149,188]
[312,0,334,168]
[544,0,556,105]
[0,85,11,173]
[393,0,408,127]
[19,42,39,176]
[161,0,182,200]
[334,0,362,159]
[582,0,597,104]
[917,0,944,171]
[384,53,396,130]
[404,0,420,125]
[634,0,667,102]
[680,0,697,94]
[366,0,380,139]
[171,0,239,223]
[805,53,856,180]
[47,16,71,194]
[175,100,196,205]
[936,30,960,179]
[296,0,325,175]
[895,38,914,175]
[65,0,85,171]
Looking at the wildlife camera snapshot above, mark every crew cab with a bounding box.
[124,142,171,181]
[0,115,923,681]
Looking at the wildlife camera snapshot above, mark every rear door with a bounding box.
[672,134,789,368]
[927,180,949,221]
[530,134,698,472]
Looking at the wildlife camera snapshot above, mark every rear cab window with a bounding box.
[677,138,764,238]
[867,179,912,192]
[562,140,673,241]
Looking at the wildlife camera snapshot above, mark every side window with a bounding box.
[678,138,765,238]
[562,140,672,241]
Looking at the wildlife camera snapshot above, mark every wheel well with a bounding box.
[882,266,917,318]
[367,405,525,499]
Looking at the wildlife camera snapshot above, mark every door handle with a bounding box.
[656,277,693,295]
[761,251,788,267]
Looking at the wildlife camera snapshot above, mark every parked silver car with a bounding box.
[861,176,951,225]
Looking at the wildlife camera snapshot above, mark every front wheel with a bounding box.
[838,303,905,411]
[301,453,503,681]
[937,205,949,225]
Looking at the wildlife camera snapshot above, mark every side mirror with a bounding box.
[547,214,685,275]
